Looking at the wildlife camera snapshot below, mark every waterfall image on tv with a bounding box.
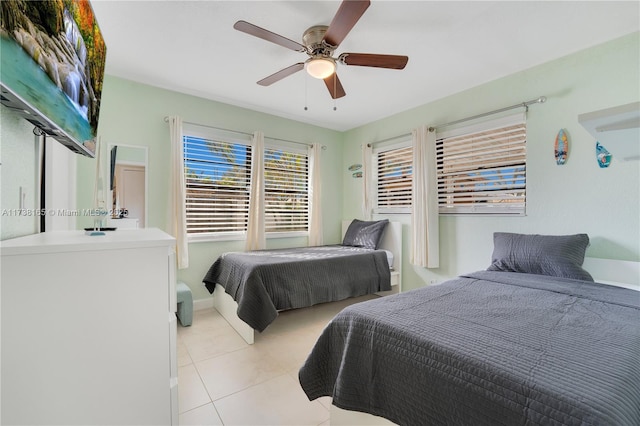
[0,0,106,157]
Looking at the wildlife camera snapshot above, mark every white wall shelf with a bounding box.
[578,101,640,161]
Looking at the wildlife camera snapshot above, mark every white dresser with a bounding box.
[1,228,178,425]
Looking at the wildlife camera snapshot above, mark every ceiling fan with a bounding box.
[233,0,408,99]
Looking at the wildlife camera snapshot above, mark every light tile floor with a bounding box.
[177,294,378,426]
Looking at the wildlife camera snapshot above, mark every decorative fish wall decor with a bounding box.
[596,142,612,168]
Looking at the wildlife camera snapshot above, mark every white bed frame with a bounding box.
[330,256,639,426]
[582,257,640,290]
[212,221,403,345]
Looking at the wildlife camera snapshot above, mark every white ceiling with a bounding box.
[91,1,639,131]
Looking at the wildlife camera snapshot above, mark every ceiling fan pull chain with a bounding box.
[304,73,309,111]
[333,76,337,111]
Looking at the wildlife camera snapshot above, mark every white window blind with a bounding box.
[374,142,413,213]
[264,145,309,233]
[436,114,527,214]
[183,133,252,235]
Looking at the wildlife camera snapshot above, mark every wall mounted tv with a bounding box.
[0,0,107,157]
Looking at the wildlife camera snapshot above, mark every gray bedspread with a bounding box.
[299,270,640,426]
[203,245,390,332]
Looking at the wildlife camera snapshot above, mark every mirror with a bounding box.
[107,144,148,228]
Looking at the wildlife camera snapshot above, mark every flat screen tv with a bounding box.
[0,0,107,157]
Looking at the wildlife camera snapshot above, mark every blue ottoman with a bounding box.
[176,282,193,326]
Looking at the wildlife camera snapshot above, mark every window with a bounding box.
[264,144,309,233]
[374,140,413,214]
[183,133,252,235]
[182,126,310,238]
[436,114,526,214]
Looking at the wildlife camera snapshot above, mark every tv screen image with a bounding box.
[0,0,106,157]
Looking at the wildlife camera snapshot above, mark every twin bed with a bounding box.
[299,232,640,425]
[202,226,639,425]
[203,219,401,344]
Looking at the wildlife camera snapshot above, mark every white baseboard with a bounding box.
[193,297,214,311]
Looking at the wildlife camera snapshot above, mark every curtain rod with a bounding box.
[267,135,326,150]
[428,96,546,132]
[365,95,546,145]
[163,116,325,149]
[366,132,412,147]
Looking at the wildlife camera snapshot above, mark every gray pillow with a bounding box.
[342,219,389,249]
[487,232,594,281]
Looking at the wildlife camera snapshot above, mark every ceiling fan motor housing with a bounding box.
[303,25,335,56]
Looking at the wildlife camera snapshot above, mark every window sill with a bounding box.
[188,232,245,243]
[187,230,308,244]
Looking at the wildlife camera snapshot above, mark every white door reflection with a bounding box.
[108,144,148,228]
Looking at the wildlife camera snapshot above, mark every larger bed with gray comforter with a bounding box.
[299,270,640,425]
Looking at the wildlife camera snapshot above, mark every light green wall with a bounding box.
[0,105,40,239]
[114,145,146,164]
[5,31,638,300]
[342,33,640,291]
[76,77,344,300]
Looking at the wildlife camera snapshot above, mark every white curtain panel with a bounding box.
[168,116,189,269]
[411,125,440,268]
[246,131,265,251]
[361,143,373,220]
[92,136,105,210]
[308,143,323,246]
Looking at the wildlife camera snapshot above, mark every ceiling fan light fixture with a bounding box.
[306,57,336,79]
